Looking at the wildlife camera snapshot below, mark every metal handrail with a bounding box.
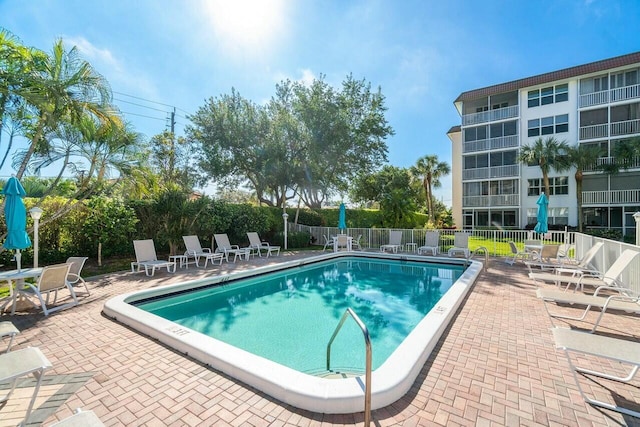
[326,308,372,426]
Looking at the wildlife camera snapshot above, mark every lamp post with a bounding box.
[30,207,43,268]
[282,212,289,250]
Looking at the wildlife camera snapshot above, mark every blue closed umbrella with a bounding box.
[2,176,31,271]
[534,192,548,234]
[338,203,347,232]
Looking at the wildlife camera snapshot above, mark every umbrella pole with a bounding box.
[15,249,22,272]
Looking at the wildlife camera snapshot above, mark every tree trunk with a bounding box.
[98,241,103,267]
[542,173,551,201]
[575,171,583,232]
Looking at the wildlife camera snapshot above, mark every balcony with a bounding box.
[579,119,640,141]
[584,156,640,172]
[462,135,519,153]
[462,164,519,181]
[462,105,519,126]
[582,189,640,205]
[462,194,519,207]
[579,83,640,108]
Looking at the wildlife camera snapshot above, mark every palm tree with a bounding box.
[410,155,450,224]
[564,144,605,232]
[517,136,570,198]
[12,39,118,179]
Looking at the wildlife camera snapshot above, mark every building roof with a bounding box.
[454,51,640,102]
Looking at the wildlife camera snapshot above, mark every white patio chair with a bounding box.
[66,256,90,296]
[322,235,335,252]
[214,234,249,262]
[447,232,470,258]
[247,232,280,257]
[131,239,176,276]
[380,230,403,253]
[0,321,19,353]
[506,241,528,265]
[11,263,78,316]
[351,234,363,251]
[418,231,440,256]
[183,235,224,267]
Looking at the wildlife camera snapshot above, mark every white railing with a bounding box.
[611,83,640,103]
[581,189,640,205]
[462,135,519,154]
[462,105,518,126]
[579,123,608,140]
[463,139,490,153]
[463,165,519,181]
[611,118,640,136]
[584,156,640,172]
[579,90,609,107]
[579,84,640,107]
[462,168,489,180]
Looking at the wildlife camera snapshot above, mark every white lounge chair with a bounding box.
[418,231,440,256]
[50,408,105,426]
[322,235,334,252]
[66,256,90,296]
[0,346,53,425]
[447,233,470,258]
[11,263,78,316]
[526,242,603,272]
[333,234,351,252]
[552,327,640,418]
[214,234,249,262]
[537,285,639,332]
[506,241,528,265]
[529,249,639,291]
[0,321,19,353]
[351,234,363,251]
[380,230,403,253]
[247,232,280,257]
[183,235,224,267]
[131,239,176,277]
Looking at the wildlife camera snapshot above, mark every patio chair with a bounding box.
[537,285,639,332]
[214,234,249,262]
[50,408,105,426]
[131,239,176,277]
[0,346,53,425]
[247,232,280,257]
[418,231,440,256]
[183,235,224,267]
[11,263,78,316]
[334,234,351,252]
[351,234,363,251]
[552,327,640,418]
[380,230,403,253]
[322,235,335,252]
[538,244,560,263]
[447,232,470,259]
[529,249,639,292]
[0,321,19,353]
[526,242,603,273]
[506,241,528,265]
[66,256,90,296]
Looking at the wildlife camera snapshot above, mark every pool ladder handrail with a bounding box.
[326,307,372,426]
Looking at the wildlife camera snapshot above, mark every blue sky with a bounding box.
[2,0,640,205]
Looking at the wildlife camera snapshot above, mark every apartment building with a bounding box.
[448,51,640,238]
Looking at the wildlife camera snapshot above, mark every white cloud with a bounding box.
[64,36,121,72]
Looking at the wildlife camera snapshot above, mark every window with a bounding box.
[463,181,488,196]
[528,115,569,136]
[490,179,517,195]
[463,153,488,170]
[527,177,569,196]
[464,125,488,142]
[490,120,518,138]
[528,84,569,108]
[527,207,568,225]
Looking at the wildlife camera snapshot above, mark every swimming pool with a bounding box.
[104,252,482,414]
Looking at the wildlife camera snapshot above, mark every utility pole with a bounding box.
[170,107,176,134]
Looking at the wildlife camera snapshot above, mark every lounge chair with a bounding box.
[322,235,335,252]
[526,242,603,273]
[131,239,176,277]
[0,346,53,425]
[447,232,470,258]
[506,241,528,265]
[351,234,363,251]
[380,230,403,253]
[0,321,19,353]
[66,256,90,296]
[247,232,280,257]
[529,249,639,291]
[183,235,224,267]
[334,234,351,252]
[537,285,639,332]
[538,244,560,263]
[214,234,249,262]
[552,327,640,418]
[418,231,440,256]
[50,408,105,426]
[11,263,78,316]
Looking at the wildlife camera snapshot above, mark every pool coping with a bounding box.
[103,252,483,414]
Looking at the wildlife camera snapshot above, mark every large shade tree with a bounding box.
[409,154,450,224]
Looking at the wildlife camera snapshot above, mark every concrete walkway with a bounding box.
[1,250,639,426]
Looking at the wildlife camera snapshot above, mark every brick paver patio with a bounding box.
[1,251,639,426]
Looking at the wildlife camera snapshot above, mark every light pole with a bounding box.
[634,212,640,246]
[282,212,289,250]
[30,207,43,268]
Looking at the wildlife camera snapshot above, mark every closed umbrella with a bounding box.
[2,177,31,271]
[338,203,347,232]
[534,192,548,234]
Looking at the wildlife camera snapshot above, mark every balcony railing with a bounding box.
[611,118,640,136]
[582,189,640,205]
[579,83,640,108]
[580,119,640,140]
[462,194,519,207]
[584,156,640,172]
[462,105,518,126]
[462,164,519,181]
[462,135,519,153]
[579,123,608,140]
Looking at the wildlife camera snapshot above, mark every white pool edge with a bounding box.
[103,252,482,414]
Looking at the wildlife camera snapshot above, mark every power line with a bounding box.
[114,98,168,113]
[120,111,167,121]
[113,91,178,109]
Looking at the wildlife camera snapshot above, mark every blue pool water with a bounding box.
[135,257,464,374]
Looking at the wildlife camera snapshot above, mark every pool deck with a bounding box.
[1,250,639,426]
